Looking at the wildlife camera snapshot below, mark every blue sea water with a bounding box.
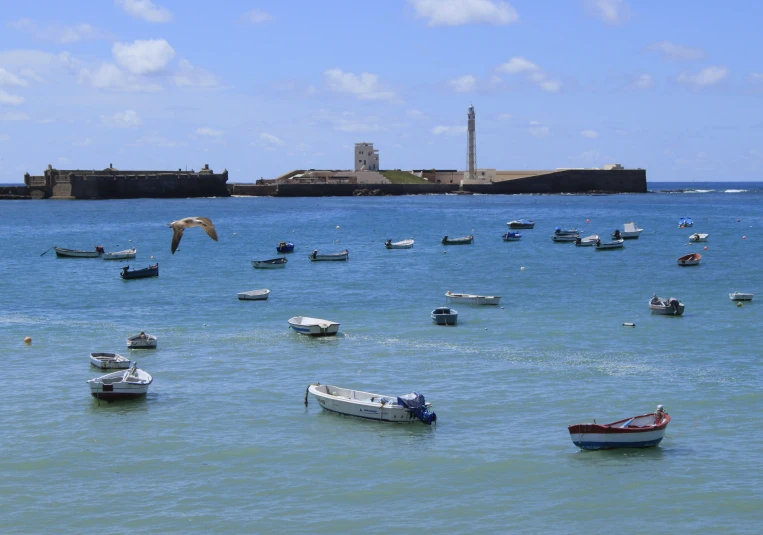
[1,184,762,534]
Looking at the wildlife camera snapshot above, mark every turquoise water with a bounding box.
[2,186,762,534]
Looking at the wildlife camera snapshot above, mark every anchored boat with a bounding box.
[568,405,670,450]
[307,383,436,424]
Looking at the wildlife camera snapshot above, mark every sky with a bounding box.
[1,0,762,183]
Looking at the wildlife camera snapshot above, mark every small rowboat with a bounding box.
[507,219,535,229]
[649,295,685,315]
[90,352,131,369]
[431,306,458,325]
[594,238,624,250]
[552,234,578,242]
[441,235,473,245]
[385,238,414,249]
[127,332,157,349]
[54,246,104,258]
[288,316,340,336]
[251,257,287,269]
[729,291,753,301]
[276,241,294,253]
[688,233,708,242]
[88,363,152,401]
[445,291,500,306]
[308,249,349,261]
[120,264,158,279]
[103,248,136,260]
[568,406,670,450]
[677,253,701,266]
[238,289,270,301]
[502,231,522,241]
[306,383,437,424]
[575,234,599,246]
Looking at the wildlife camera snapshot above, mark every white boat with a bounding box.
[309,249,349,261]
[649,295,685,316]
[677,253,701,266]
[103,248,137,260]
[385,238,414,249]
[238,289,270,301]
[574,234,599,246]
[251,257,287,269]
[614,222,643,239]
[445,291,501,306]
[88,363,152,401]
[689,233,708,242]
[431,306,458,325]
[288,316,340,336]
[729,291,753,301]
[126,332,157,349]
[552,234,578,242]
[568,406,670,450]
[89,352,131,369]
[594,238,625,250]
[306,383,437,424]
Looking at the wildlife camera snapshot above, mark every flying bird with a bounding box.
[168,217,218,254]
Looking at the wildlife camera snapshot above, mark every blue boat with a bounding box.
[678,217,693,228]
[277,241,295,253]
[502,231,522,241]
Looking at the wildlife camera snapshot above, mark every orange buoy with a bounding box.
[24,337,32,345]
[586,219,590,223]
[704,246,708,250]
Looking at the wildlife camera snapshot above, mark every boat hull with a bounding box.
[308,385,434,424]
[441,236,473,245]
[89,353,131,369]
[120,265,158,279]
[126,335,157,349]
[385,239,414,249]
[103,248,137,260]
[729,292,753,301]
[431,307,458,325]
[309,250,349,261]
[88,368,152,401]
[552,235,578,242]
[445,292,500,305]
[568,414,670,450]
[502,232,522,241]
[288,316,340,336]
[238,289,270,300]
[54,248,101,258]
[507,221,535,229]
[595,239,625,250]
[252,258,287,268]
[677,253,701,266]
[276,243,294,253]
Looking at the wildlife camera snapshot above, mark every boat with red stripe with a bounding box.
[568,405,670,450]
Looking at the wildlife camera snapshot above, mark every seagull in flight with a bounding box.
[168,217,218,254]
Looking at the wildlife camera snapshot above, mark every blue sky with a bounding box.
[1,0,762,183]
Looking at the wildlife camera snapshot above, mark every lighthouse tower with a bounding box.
[466,105,476,181]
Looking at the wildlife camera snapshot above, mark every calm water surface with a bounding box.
[1,184,762,534]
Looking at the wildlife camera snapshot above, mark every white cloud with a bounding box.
[174,59,219,88]
[647,41,704,61]
[0,90,25,106]
[77,63,161,92]
[115,0,173,23]
[8,18,112,44]
[585,0,629,25]
[496,56,561,92]
[538,79,561,93]
[113,39,175,75]
[101,109,142,128]
[0,68,29,87]
[496,57,539,74]
[20,68,44,83]
[0,111,30,121]
[580,129,599,138]
[324,69,396,101]
[677,66,728,89]
[432,125,466,135]
[194,127,223,137]
[447,74,477,93]
[410,0,518,26]
[260,132,284,146]
[634,73,654,89]
[407,108,426,119]
[242,9,272,23]
[528,120,549,137]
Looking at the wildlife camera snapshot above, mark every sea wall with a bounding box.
[0,186,31,199]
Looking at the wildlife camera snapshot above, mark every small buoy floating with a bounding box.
[520,266,525,271]
[24,336,32,345]
[737,302,743,308]
[743,236,747,240]
[623,323,635,327]
[704,246,708,250]
[586,219,590,223]
[336,225,340,229]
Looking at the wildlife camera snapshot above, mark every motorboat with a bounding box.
[568,405,670,450]
[678,217,694,228]
[103,248,136,260]
[306,383,436,424]
[126,332,157,349]
[729,291,753,301]
[88,363,152,401]
[90,352,131,369]
[554,227,579,236]
[54,246,104,258]
[574,234,599,246]
[507,220,535,229]
[288,316,340,336]
[251,257,287,269]
[689,233,708,242]
[385,238,414,249]
[677,253,701,266]
[594,238,625,250]
[120,264,158,279]
[502,231,522,241]
[238,289,270,301]
[431,307,458,325]
[649,295,685,315]
[445,291,501,306]
[276,241,295,253]
[615,222,643,239]
[441,235,473,245]
[308,249,349,261]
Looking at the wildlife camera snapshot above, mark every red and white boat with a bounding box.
[568,406,670,450]
[677,252,702,266]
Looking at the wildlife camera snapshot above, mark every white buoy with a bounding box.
[520,266,525,271]
[623,323,635,327]
[336,225,340,229]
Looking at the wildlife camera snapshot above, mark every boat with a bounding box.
[431,306,458,325]
[677,253,701,266]
[276,241,295,253]
[502,231,522,241]
[445,291,501,306]
[688,233,708,242]
[306,383,437,424]
[120,263,158,279]
[507,219,535,229]
[574,234,599,246]
[238,289,270,301]
[649,295,685,315]
[385,238,414,249]
[678,217,694,228]
[567,405,670,450]
[594,238,625,250]
[87,363,152,401]
[251,257,287,269]
[103,248,136,260]
[288,316,340,336]
[54,246,104,258]
[308,249,349,261]
[89,352,131,369]
[441,235,473,245]
[554,227,579,236]
[615,222,643,239]
[551,233,579,242]
[126,332,157,349]
[729,291,753,301]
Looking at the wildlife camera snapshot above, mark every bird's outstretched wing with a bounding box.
[195,217,218,241]
[171,226,185,254]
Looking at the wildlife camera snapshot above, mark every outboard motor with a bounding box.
[669,298,679,312]
[397,392,437,425]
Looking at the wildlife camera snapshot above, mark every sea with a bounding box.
[1,181,761,534]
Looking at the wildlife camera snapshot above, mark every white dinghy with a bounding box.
[89,352,131,369]
[238,289,270,301]
[445,291,501,305]
[103,248,137,260]
[88,363,152,401]
[126,332,157,349]
[288,316,340,336]
[306,383,436,424]
[385,238,414,249]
